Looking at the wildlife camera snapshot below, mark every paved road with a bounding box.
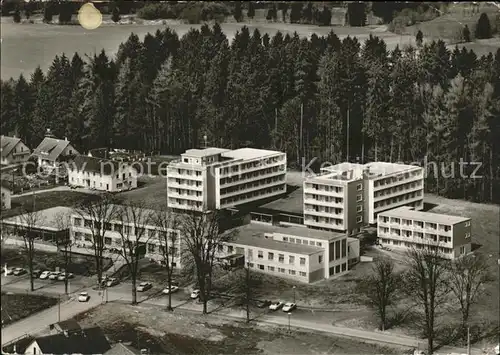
[1,277,485,355]
[12,185,102,198]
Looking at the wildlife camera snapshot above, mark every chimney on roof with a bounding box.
[64,137,68,141]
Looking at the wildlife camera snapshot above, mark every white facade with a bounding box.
[1,185,11,210]
[68,159,138,192]
[221,222,354,283]
[167,147,287,212]
[215,149,287,209]
[310,162,425,228]
[0,136,31,165]
[304,162,366,234]
[38,143,78,169]
[71,211,182,267]
[377,206,472,259]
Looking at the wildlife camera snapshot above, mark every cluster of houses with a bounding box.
[5,319,145,354]
[0,131,140,210]
[1,145,473,285]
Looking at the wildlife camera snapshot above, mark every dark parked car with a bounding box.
[13,268,26,276]
[32,269,42,278]
[255,300,271,308]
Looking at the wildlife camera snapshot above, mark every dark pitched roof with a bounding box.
[54,319,82,333]
[105,343,141,355]
[31,137,74,162]
[1,136,21,158]
[72,155,121,175]
[34,326,111,355]
[0,179,12,191]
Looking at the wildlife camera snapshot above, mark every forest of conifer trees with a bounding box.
[1,24,499,203]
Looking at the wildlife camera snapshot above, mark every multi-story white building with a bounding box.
[68,155,138,192]
[304,163,366,235]
[304,162,424,232]
[221,221,360,283]
[377,206,472,259]
[71,205,182,267]
[167,147,286,212]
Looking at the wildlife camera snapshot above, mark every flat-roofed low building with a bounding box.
[1,206,74,244]
[71,204,183,267]
[377,206,472,259]
[167,147,286,212]
[220,222,358,283]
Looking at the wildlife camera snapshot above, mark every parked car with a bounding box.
[39,270,51,279]
[190,289,200,299]
[4,268,14,276]
[495,344,499,355]
[162,285,179,295]
[137,282,152,292]
[255,300,271,308]
[413,350,425,355]
[78,292,90,302]
[106,278,119,287]
[282,302,296,312]
[48,272,61,280]
[269,301,284,311]
[32,269,42,278]
[13,268,26,276]
[57,273,74,281]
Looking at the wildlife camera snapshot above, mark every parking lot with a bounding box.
[1,270,92,295]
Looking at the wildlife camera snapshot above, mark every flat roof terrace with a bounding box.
[221,148,283,161]
[379,206,470,225]
[227,221,346,242]
[183,147,231,158]
[1,206,74,232]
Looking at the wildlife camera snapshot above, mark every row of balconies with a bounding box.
[219,170,285,192]
[373,195,423,213]
[373,170,422,190]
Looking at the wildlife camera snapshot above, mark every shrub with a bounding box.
[475,13,492,39]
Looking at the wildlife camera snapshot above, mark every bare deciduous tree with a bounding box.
[152,204,179,311]
[359,258,402,331]
[180,209,235,314]
[74,194,118,285]
[115,201,153,305]
[403,245,450,354]
[54,210,74,295]
[15,199,44,292]
[447,253,492,340]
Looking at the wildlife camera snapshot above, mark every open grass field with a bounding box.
[73,302,401,354]
[0,19,415,80]
[1,292,58,327]
[404,2,499,43]
[1,247,113,276]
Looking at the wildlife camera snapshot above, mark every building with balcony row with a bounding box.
[167,147,287,212]
[377,206,471,259]
[304,162,424,234]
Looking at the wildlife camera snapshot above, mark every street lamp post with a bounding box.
[292,286,296,303]
[287,312,292,333]
[245,261,250,323]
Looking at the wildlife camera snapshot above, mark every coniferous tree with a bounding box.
[247,2,255,19]
[112,6,121,23]
[290,2,302,23]
[475,13,492,39]
[14,75,33,142]
[233,2,243,22]
[0,80,17,135]
[43,2,54,23]
[463,24,471,42]
[13,8,21,23]
[416,30,423,47]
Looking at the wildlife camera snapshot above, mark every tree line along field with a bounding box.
[1,24,499,204]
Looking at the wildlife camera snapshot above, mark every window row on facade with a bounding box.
[378,238,454,254]
[220,184,285,206]
[304,194,343,204]
[220,166,285,186]
[220,174,285,196]
[374,191,422,209]
[169,178,202,187]
[248,263,308,277]
[374,181,422,198]
[379,228,455,243]
[373,170,422,188]
[220,156,285,175]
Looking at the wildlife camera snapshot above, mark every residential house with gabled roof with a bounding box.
[23,326,111,354]
[0,135,31,166]
[104,342,142,355]
[68,155,138,192]
[31,132,79,171]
